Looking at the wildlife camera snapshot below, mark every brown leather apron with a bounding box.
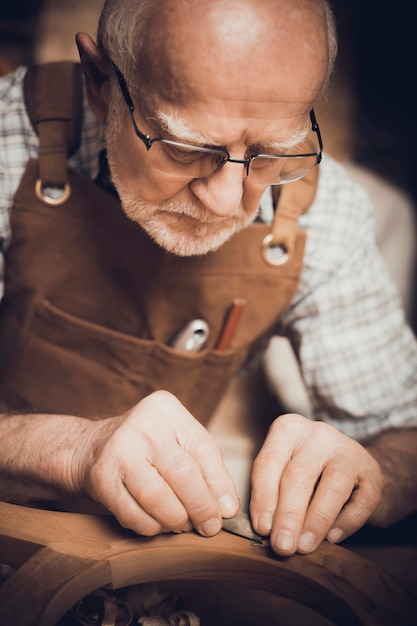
[0,63,317,425]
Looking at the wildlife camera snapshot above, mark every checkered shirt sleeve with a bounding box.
[281,156,417,440]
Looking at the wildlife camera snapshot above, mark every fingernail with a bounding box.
[257,513,273,534]
[219,494,238,517]
[298,531,316,553]
[200,518,222,537]
[327,527,344,544]
[273,529,295,553]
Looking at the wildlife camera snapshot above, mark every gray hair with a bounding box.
[323,1,338,90]
[97,0,154,88]
[98,0,338,112]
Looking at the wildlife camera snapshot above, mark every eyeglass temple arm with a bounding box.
[310,109,323,161]
[111,62,152,149]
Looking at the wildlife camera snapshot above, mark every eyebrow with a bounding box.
[153,111,216,145]
[262,123,310,152]
[153,110,311,152]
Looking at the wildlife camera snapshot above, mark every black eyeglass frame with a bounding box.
[112,62,323,179]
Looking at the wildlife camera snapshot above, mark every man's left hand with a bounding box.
[250,413,382,555]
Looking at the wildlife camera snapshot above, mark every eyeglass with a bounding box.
[112,63,323,185]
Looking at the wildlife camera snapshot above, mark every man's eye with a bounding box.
[251,155,285,171]
[162,143,203,164]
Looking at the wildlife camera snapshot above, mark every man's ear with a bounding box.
[75,32,111,119]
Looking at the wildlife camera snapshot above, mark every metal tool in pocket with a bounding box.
[169,319,210,353]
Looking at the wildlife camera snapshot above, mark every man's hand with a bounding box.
[250,413,382,556]
[75,390,240,537]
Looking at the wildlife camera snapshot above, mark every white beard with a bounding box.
[105,123,257,257]
[112,184,255,256]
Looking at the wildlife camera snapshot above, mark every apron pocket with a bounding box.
[3,300,245,422]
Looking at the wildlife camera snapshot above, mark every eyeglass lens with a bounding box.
[147,139,319,184]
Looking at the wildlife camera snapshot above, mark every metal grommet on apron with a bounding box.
[262,167,319,268]
[261,233,290,267]
[35,179,72,206]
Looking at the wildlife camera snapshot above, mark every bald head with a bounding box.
[98,0,334,111]
[137,0,329,108]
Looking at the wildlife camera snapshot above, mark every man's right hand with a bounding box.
[73,390,240,537]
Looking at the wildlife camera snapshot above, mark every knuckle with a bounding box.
[309,506,336,529]
[130,390,182,425]
[340,492,381,531]
[141,390,195,424]
[187,499,218,523]
[192,430,219,456]
[139,481,167,506]
[325,468,354,495]
[114,500,165,536]
[163,454,194,482]
[143,389,177,407]
[252,452,282,476]
[284,462,317,489]
[166,511,190,532]
[356,491,380,518]
[278,511,303,529]
[340,505,370,529]
[274,413,306,428]
[121,515,163,536]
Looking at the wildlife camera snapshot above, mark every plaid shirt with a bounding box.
[1,66,417,441]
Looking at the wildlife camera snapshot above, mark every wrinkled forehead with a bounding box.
[137,0,329,108]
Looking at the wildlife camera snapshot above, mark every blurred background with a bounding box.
[1,0,416,327]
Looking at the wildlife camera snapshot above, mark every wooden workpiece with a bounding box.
[0,501,416,625]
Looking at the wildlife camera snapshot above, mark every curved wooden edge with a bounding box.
[0,501,416,626]
[0,500,120,566]
[106,533,417,626]
[0,546,111,626]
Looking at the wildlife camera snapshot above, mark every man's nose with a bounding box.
[189,162,245,217]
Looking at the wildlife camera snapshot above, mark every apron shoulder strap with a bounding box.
[23,62,84,191]
[264,166,319,266]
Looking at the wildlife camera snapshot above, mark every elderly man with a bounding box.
[0,0,416,559]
